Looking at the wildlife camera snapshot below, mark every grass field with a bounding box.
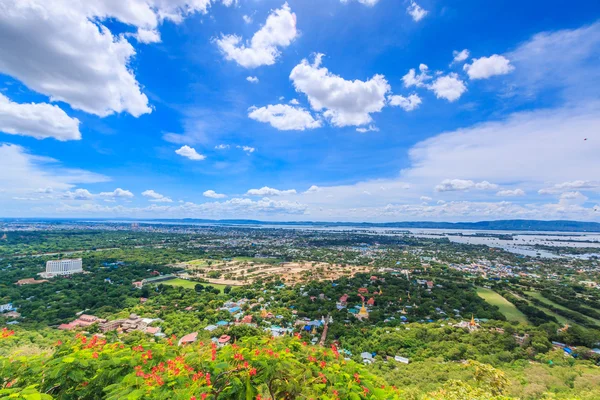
[525,291,600,326]
[160,278,227,293]
[477,287,529,323]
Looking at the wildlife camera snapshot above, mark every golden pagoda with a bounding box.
[356,301,369,320]
[470,314,476,327]
[260,309,267,318]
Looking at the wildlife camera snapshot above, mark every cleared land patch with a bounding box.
[477,288,529,324]
[525,291,600,326]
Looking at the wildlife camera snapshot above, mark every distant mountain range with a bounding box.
[3,218,600,232]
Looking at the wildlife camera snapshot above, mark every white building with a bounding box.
[40,258,83,278]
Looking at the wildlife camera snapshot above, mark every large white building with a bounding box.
[39,258,84,278]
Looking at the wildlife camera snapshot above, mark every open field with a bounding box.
[160,278,227,293]
[477,288,529,324]
[525,291,600,326]
[173,259,371,286]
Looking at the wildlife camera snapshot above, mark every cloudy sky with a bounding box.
[1,0,599,222]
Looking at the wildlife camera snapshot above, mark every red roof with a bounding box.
[218,335,231,343]
[178,332,198,345]
[146,327,160,335]
[367,297,375,306]
[358,288,369,294]
[339,294,349,303]
[241,315,253,323]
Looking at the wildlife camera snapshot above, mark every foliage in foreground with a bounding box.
[0,329,513,399]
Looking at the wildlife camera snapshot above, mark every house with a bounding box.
[241,315,253,324]
[217,335,231,347]
[132,281,143,289]
[426,281,434,290]
[367,297,375,306]
[140,298,148,304]
[204,325,218,332]
[339,294,349,305]
[58,314,107,331]
[145,326,161,335]
[361,352,374,364]
[394,356,410,364]
[0,303,14,313]
[4,311,21,319]
[358,288,369,294]
[178,332,198,346]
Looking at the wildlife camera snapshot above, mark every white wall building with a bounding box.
[40,258,83,278]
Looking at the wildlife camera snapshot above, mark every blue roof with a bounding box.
[216,320,229,326]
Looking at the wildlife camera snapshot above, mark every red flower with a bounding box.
[249,368,257,376]
[92,352,99,359]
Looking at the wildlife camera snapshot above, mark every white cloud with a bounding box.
[0,144,108,196]
[215,144,231,150]
[247,76,259,83]
[246,186,297,196]
[290,54,390,127]
[464,54,514,80]
[0,0,154,117]
[402,64,432,88]
[356,125,379,133]
[0,93,80,141]
[435,179,498,192]
[63,189,93,201]
[215,3,298,68]
[237,145,256,154]
[420,196,432,202]
[289,99,300,105]
[243,15,253,24]
[135,28,161,44]
[506,22,600,100]
[175,145,206,161]
[559,191,587,202]
[452,49,470,64]
[496,189,526,197]
[142,190,173,203]
[340,0,380,6]
[203,190,227,199]
[406,1,428,22]
[305,185,321,193]
[99,188,134,199]
[539,180,600,194]
[429,73,467,102]
[248,104,321,131]
[388,93,422,111]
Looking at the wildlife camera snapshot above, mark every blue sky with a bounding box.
[0,0,599,221]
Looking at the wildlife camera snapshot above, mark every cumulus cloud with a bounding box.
[215,144,231,150]
[289,99,300,105]
[203,190,227,199]
[142,190,173,203]
[0,93,80,141]
[402,64,432,88]
[246,186,297,196]
[0,0,156,117]
[496,189,526,197]
[420,196,433,202]
[290,54,390,127]
[452,49,470,64]
[429,73,467,102]
[63,189,94,201]
[248,104,321,131]
[247,76,259,83]
[99,188,134,199]
[435,179,498,192]
[402,66,466,102]
[215,3,298,68]
[464,54,514,80]
[388,93,422,111]
[243,15,253,24]
[406,1,428,22]
[305,185,321,193]
[175,145,206,161]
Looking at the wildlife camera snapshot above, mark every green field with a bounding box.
[160,278,227,293]
[525,291,600,326]
[477,287,529,323]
